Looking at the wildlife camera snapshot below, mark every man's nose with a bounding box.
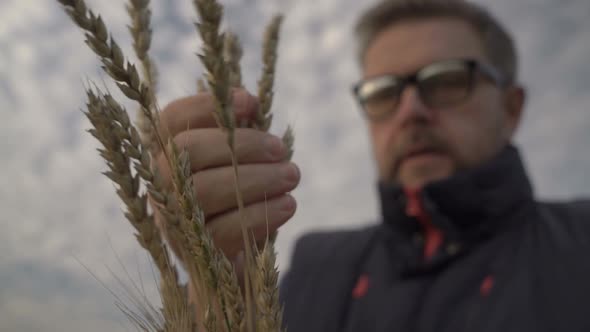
[394,86,433,127]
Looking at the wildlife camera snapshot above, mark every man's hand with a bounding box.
[153,88,300,260]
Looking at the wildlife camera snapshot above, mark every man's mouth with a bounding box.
[396,147,448,169]
[403,147,442,160]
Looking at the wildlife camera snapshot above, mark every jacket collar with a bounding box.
[378,144,535,243]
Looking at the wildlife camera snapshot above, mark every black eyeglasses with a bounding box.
[352,59,509,120]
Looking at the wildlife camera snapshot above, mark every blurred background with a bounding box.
[1,0,589,330]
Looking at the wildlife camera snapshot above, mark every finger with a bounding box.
[195,162,300,217]
[153,131,288,190]
[168,129,287,173]
[207,194,296,259]
[159,89,259,142]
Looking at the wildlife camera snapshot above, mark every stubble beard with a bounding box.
[383,127,454,185]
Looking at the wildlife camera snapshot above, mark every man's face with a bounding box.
[362,18,523,188]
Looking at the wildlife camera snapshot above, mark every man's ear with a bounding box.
[503,85,526,139]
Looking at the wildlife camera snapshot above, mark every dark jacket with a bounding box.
[280,144,590,332]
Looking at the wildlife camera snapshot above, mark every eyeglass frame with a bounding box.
[352,58,510,120]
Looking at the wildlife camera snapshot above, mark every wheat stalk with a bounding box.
[253,15,292,330]
[192,3,293,331]
[57,0,229,327]
[191,1,257,331]
[57,0,221,287]
[60,0,293,330]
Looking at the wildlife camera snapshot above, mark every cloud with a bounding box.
[0,258,161,332]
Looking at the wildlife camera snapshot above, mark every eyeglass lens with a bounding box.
[361,63,474,119]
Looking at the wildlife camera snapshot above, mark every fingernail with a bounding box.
[266,135,285,158]
[282,163,300,183]
[280,195,296,213]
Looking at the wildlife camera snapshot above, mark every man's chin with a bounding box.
[396,156,455,189]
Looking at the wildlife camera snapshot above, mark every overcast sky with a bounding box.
[1,0,589,330]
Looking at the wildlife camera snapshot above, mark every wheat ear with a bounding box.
[192,0,235,143]
[282,125,295,162]
[197,78,209,93]
[87,87,226,331]
[84,88,194,331]
[126,0,161,155]
[254,15,294,158]
[254,15,282,132]
[224,31,243,89]
[143,140,219,329]
[126,0,158,88]
[164,141,236,329]
[224,31,250,128]
[217,254,246,332]
[56,0,168,160]
[253,242,284,332]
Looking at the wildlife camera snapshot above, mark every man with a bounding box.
[157,0,590,331]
